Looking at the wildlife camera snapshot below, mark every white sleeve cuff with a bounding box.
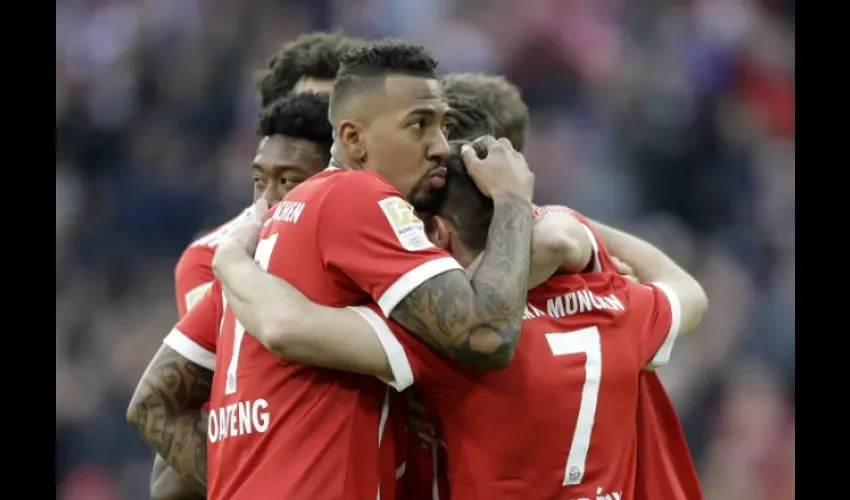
[646,282,682,369]
[376,257,463,316]
[349,306,415,391]
[163,329,217,371]
[577,223,601,272]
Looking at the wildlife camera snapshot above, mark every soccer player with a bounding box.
[145,38,537,500]
[399,72,533,500]
[212,141,708,499]
[127,91,334,494]
[174,32,359,318]
[437,74,703,500]
[146,32,358,500]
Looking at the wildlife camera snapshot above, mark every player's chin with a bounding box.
[409,186,432,208]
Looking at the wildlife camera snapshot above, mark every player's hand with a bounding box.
[462,136,534,202]
[611,256,640,283]
[406,393,440,448]
[215,199,270,261]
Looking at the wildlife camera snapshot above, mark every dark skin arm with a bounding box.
[127,345,211,489]
[390,193,533,370]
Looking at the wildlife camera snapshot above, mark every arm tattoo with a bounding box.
[151,455,206,500]
[392,194,533,369]
[128,345,211,488]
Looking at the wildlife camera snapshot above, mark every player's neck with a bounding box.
[328,156,365,171]
[456,246,482,271]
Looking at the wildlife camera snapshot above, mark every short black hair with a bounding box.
[254,32,362,108]
[424,141,493,253]
[257,92,333,162]
[441,74,529,151]
[329,38,439,124]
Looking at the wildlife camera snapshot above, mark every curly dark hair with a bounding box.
[254,32,362,108]
[330,38,439,123]
[257,92,333,163]
[440,74,529,152]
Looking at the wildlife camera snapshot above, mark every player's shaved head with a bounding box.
[329,38,440,127]
[254,32,363,107]
[441,74,529,151]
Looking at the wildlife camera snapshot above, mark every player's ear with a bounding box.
[337,120,367,165]
[428,215,452,251]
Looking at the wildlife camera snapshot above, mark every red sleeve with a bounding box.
[162,281,223,371]
[174,243,216,318]
[319,171,463,316]
[348,303,460,392]
[630,281,682,369]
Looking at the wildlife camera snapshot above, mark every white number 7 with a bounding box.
[224,234,278,395]
[545,326,602,486]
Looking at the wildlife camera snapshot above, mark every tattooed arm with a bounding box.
[389,193,532,369]
[127,345,211,489]
[215,194,532,378]
[214,139,533,372]
[151,454,205,500]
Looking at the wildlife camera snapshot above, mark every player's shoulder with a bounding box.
[176,239,214,274]
[175,232,217,293]
[321,167,400,194]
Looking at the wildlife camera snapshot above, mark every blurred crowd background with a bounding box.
[55,0,795,498]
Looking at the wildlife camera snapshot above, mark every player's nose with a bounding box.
[265,187,283,205]
[427,131,451,162]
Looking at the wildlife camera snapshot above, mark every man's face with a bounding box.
[359,75,451,201]
[293,77,334,94]
[252,135,327,204]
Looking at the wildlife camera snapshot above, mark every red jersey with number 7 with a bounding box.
[168,166,462,500]
[357,267,681,499]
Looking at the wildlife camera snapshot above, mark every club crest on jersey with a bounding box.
[378,196,434,252]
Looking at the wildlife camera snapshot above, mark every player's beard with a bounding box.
[409,166,446,210]
[409,179,441,214]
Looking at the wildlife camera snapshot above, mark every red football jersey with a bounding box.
[198,167,460,500]
[559,208,702,499]
[358,272,680,499]
[174,208,251,318]
[397,206,614,500]
[560,210,702,500]
[163,281,222,371]
[634,374,703,500]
